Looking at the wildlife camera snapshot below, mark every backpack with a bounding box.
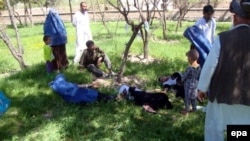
[0,91,11,118]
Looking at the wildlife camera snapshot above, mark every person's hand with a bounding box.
[197,90,207,103]
[96,57,103,67]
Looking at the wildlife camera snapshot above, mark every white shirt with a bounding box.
[198,25,250,141]
[72,11,92,49]
[197,24,250,92]
[163,78,177,86]
[195,17,216,44]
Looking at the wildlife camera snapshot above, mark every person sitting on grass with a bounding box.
[79,40,115,78]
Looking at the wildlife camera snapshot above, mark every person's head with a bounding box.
[186,49,199,64]
[80,2,88,13]
[116,85,130,101]
[158,76,168,83]
[43,35,51,45]
[203,5,214,22]
[86,40,95,51]
[229,0,250,26]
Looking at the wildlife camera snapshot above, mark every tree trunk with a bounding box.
[0,29,27,70]
[24,0,33,26]
[175,7,186,32]
[13,10,23,25]
[1,0,27,70]
[37,0,46,18]
[24,1,28,26]
[97,0,110,33]
[90,0,95,22]
[117,24,142,82]
[162,2,167,40]
[175,18,180,32]
[28,0,33,27]
[69,0,73,22]
[143,29,149,59]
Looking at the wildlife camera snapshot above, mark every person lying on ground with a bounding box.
[117,84,173,113]
[158,72,185,99]
[50,74,116,104]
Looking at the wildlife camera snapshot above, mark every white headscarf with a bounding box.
[118,84,129,95]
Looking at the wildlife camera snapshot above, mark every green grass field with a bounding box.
[0,21,231,141]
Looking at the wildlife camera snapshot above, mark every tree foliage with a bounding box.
[0,0,5,10]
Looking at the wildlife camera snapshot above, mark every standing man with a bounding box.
[72,2,92,64]
[197,0,250,141]
[195,5,216,45]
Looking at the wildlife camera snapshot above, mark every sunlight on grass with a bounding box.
[0,21,231,140]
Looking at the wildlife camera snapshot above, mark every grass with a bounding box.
[0,21,231,140]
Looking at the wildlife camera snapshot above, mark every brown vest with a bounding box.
[209,26,250,106]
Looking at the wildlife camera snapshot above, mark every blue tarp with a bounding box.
[183,26,212,67]
[0,91,10,118]
[44,8,67,46]
[50,74,98,103]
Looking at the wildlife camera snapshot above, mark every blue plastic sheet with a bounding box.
[0,91,10,118]
[184,26,212,67]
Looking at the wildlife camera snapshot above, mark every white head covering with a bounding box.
[118,84,129,95]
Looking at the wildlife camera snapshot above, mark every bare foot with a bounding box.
[143,105,157,114]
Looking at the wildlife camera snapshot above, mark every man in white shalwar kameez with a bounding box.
[197,1,250,141]
[195,5,216,45]
[72,2,92,64]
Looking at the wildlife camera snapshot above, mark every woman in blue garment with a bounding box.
[44,9,69,71]
[50,74,115,104]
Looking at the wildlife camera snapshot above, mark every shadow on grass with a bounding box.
[0,58,205,140]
